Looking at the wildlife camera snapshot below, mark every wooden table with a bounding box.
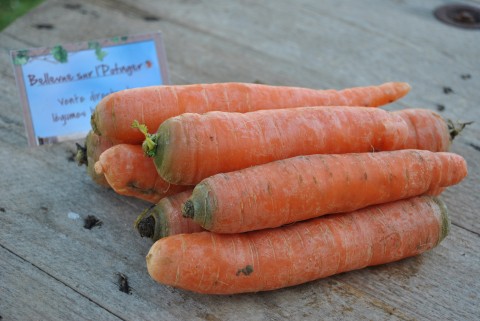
[1,0,479,320]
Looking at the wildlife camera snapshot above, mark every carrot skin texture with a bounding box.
[135,189,204,241]
[94,144,190,203]
[394,109,451,152]
[78,131,113,187]
[187,150,467,233]
[147,196,449,294]
[92,82,410,144]
[154,106,411,185]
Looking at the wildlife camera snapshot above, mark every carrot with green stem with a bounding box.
[75,130,114,187]
[148,195,450,294]
[182,149,467,233]
[94,144,191,203]
[134,189,204,241]
[92,82,411,144]
[136,107,453,186]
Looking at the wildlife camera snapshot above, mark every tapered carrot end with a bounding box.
[94,161,105,175]
[389,82,411,99]
[400,82,411,95]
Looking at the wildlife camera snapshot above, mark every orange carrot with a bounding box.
[183,150,467,233]
[75,130,114,187]
[139,107,449,185]
[134,189,204,241]
[148,195,449,294]
[393,108,452,152]
[94,144,191,203]
[92,82,410,144]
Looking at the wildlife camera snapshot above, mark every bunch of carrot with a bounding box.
[81,81,468,295]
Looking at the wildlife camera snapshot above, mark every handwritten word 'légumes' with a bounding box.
[52,111,87,126]
[27,62,144,87]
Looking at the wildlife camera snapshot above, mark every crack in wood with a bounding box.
[0,243,127,321]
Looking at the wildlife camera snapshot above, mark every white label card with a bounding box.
[11,32,170,146]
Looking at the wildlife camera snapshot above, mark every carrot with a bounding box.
[138,107,450,185]
[183,150,467,233]
[75,130,114,187]
[393,109,449,152]
[91,82,411,144]
[148,195,450,294]
[94,144,190,203]
[134,189,204,241]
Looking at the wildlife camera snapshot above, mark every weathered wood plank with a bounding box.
[0,246,122,321]
[339,225,480,320]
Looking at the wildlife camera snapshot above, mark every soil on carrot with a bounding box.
[83,215,102,229]
[116,273,132,294]
[136,214,155,238]
[236,265,254,276]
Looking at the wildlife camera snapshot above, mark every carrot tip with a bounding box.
[402,82,411,91]
[94,161,105,175]
[182,200,195,219]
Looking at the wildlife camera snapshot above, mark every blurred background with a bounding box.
[0,0,45,30]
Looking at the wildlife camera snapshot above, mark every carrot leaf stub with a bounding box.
[182,200,195,219]
[134,207,156,239]
[182,184,217,230]
[131,120,159,157]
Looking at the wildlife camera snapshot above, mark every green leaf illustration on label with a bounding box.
[13,50,30,65]
[88,41,108,61]
[51,45,68,63]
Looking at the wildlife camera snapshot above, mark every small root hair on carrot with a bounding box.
[447,119,473,141]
